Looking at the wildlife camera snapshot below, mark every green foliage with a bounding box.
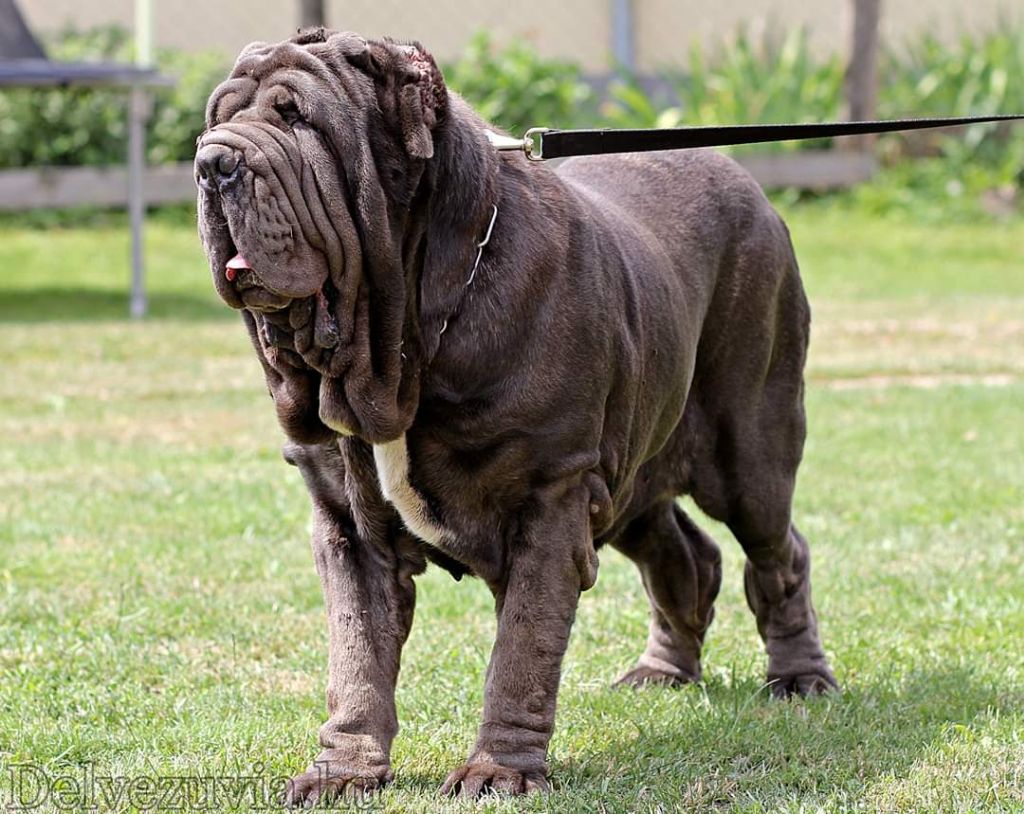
[0,28,593,166]
[441,31,593,133]
[877,24,1024,183]
[604,22,1024,170]
[599,75,685,129]
[147,46,231,164]
[602,26,846,152]
[684,26,845,150]
[0,26,130,167]
[680,25,845,148]
[2,18,1023,208]
[0,26,228,168]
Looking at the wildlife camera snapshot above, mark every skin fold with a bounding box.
[194,28,837,805]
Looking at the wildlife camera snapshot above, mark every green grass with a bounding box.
[1,205,1022,813]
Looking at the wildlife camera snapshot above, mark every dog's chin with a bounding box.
[215,240,293,313]
[240,270,342,376]
[238,285,293,313]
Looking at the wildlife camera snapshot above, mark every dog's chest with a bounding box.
[373,434,452,545]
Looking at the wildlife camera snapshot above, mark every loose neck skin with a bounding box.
[412,93,504,363]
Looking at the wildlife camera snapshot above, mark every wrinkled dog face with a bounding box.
[196,29,441,374]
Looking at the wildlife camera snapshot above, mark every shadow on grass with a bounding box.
[563,668,1014,808]
[393,667,1017,808]
[0,288,232,323]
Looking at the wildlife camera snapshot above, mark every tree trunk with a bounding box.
[844,0,882,152]
[299,0,325,29]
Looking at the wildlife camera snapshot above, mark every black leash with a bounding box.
[486,115,1024,161]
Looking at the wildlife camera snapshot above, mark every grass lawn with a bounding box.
[1,204,1022,813]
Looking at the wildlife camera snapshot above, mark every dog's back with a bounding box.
[555,149,809,520]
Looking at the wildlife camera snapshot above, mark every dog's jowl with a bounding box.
[195,28,837,804]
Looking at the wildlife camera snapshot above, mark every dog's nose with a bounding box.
[195,144,242,191]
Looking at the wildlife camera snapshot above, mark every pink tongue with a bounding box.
[225,253,251,282]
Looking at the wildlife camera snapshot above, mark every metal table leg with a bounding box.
[128,85,149,318]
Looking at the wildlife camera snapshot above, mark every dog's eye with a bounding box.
[275,100,304,126]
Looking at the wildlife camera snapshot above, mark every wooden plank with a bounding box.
[735,151,878,190]
[0,150,877,211]
[0,60,173,87]
[0,162,197,210]
[550,150,877,189]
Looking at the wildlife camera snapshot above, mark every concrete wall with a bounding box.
[19,0,1024,72]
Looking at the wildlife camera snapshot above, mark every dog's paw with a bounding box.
[767,667,840,699]
[440,761,549,798]
[614,664,699,688]
[282,758,391,809]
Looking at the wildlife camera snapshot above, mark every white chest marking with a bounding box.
[373,435,450,545]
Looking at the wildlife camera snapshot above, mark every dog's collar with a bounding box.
[439,203,498,337]
[466,203,498,286]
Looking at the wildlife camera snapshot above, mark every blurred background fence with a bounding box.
[1,1,1021,314]
[17,0,1023,74]
[3,0,1024,204]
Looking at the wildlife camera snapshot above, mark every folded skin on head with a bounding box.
[195,28,581,807]
[195,29,450,443]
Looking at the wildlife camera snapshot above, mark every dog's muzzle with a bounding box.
[195,143,243,195]
[195,141,294,313]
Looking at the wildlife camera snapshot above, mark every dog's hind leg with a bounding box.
[709,450,838,697]
[612,501,722,687]
[687,253,838,698]
[689,402,838,699]
[739,520,836,697]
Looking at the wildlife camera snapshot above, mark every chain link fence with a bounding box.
[20,0,1023,77]
[21,0,616,71]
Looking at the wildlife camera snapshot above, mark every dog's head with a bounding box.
[195,30,449,441]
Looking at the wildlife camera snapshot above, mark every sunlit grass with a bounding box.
[1,205,1022,812]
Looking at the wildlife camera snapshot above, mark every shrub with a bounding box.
[0,26,228,168]
[147,46,230,164]
[0,27,592,166]
[0,26,130,167]
[1,20,1021,194]
[878,23,1024,186]
[442,31,593,133]
[602,25,845,152]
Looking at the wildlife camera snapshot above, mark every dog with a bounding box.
[194,28,837,804]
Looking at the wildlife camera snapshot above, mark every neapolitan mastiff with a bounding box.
[195,28,837,804]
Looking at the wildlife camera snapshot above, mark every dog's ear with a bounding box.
[344,38,446,160]
[394,43,445,159]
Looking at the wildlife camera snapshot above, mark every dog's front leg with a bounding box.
[282,441,420,807]
[442,484,597,798]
